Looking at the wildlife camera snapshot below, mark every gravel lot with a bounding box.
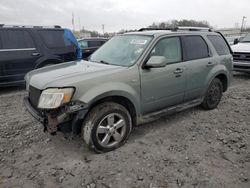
[0,73,249,188]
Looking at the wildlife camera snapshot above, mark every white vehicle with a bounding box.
[231,33,250,73]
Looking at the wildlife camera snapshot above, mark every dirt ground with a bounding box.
[0,73,249,188]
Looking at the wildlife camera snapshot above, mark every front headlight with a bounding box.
[38,88,74,109]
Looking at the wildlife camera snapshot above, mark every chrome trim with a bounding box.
[0,48,36,52]
[233,61,250,67]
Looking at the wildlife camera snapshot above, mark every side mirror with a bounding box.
[234,38,239,45]
[144,56,167,68]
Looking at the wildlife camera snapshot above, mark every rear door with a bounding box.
[182,35,214,101]
[0,29,40,84]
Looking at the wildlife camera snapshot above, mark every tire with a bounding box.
[201,78,223,110]
[82,102,132,153]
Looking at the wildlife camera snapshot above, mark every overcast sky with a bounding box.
[0,0,249,32]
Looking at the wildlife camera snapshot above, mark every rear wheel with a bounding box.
[82,102,132,153]
[201,78,223,110]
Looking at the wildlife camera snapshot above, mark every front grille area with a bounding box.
[233,52,250,62]
[29,85,42,110]
[234,65,250,69]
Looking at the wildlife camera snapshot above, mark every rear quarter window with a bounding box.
[38,30,73,49]
[182,35,209,61]
[207,35,230,56]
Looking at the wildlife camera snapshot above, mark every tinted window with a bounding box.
[150,37,182,64]
[88,40,102,47]
[101,40,106,45]
[183,36,209,60]
[38,30,73,48]
[0,30,35,49]
[207,35,230,55]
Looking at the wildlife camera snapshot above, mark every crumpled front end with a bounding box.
[23,85,88,135]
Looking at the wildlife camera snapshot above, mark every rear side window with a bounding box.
[38,30,73,49]
[88,40,102,47]
[0,30,35,49]
[207,35,230,55]
[183,36,209,61]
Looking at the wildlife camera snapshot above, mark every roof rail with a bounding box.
[138,27,178,32]
[178,26,212,32]
[0,24,61,29]
[138,26,212,32]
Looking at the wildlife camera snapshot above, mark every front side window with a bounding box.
[0,30,35,49]
[78,40,88,49]
[183,36,209,61]
[90,35,152,67]
[150,37,182,64]
[207,35,230,55]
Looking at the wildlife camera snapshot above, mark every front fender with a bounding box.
[78,82,140,115]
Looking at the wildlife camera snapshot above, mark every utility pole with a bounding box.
[102,24,105,35]
[241,16,246,32]
[72,12,75,31]
[79,17,81,32]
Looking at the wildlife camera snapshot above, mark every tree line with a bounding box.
[74,19,212,38]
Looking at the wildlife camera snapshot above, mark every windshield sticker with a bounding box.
[130,39,148,45]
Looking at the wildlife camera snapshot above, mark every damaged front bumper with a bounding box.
[23,97,88,134]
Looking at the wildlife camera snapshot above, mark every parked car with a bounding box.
[225,36,243,45]
[78,38,107,59]
[24,27,233,153]
[0,25,81,87]
[231,32,250,73]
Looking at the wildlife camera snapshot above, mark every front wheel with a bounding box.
[82,102,132,153]
[201,78,223,110]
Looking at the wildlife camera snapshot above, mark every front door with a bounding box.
[140,36,187,114]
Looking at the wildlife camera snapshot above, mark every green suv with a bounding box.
[24,27,233,153]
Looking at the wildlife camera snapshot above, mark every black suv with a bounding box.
[78,38,107,59]
[0,25,80,87]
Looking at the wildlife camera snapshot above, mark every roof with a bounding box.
[78,37,108,41]
[0,24,62,29]
[124,27,217,37]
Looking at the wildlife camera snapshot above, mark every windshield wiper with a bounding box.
[89,59,110,65]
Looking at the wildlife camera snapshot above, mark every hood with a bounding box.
[26,60,125,90]
[231,42,250,53]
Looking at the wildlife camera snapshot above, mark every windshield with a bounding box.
[240,33,250,42]
[89,35,152,67]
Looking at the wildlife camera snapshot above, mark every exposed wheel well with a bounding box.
[36,59,62,68]
[89,96,137,126]
[215,74,228,92]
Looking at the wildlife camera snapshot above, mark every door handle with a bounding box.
[31,52,40,56]
[173,68,184,74]
[206,62,215,67]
